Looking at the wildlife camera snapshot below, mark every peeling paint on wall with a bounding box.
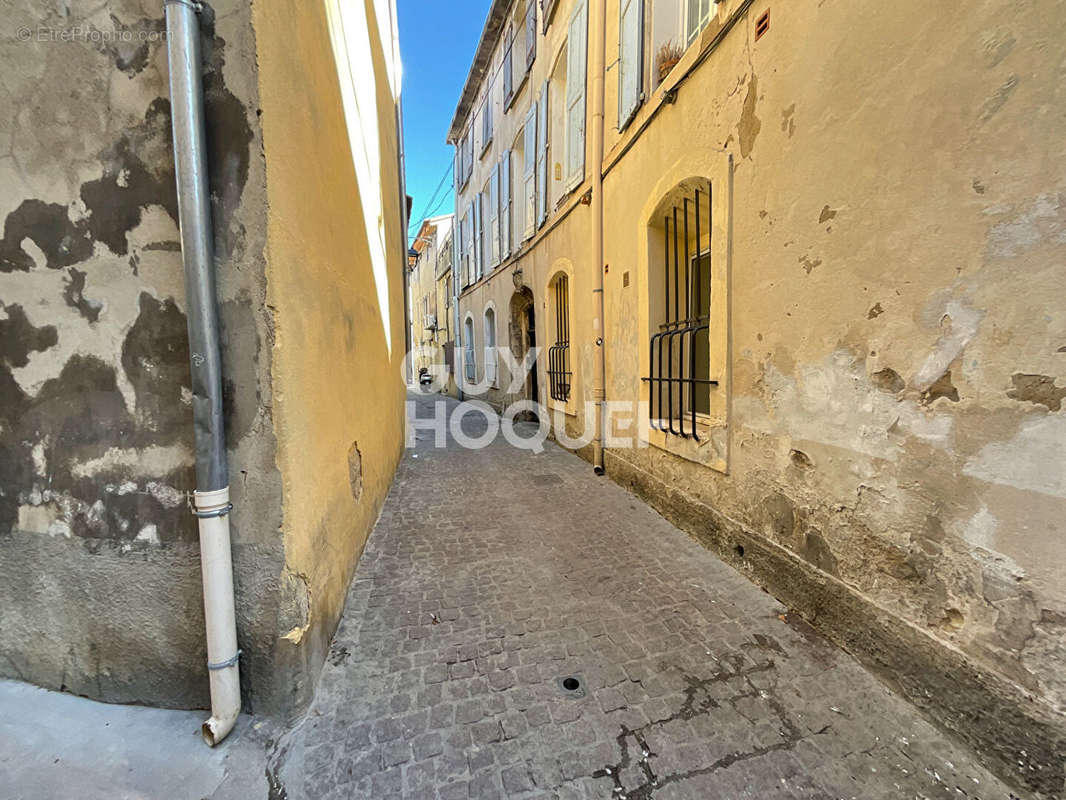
[0,0,287,714]
[964,415,1066,499]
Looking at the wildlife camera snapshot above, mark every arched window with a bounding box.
[483,307,498,387]
[547,274,571,402]
[463,315,476,384]
[646,180,713,438]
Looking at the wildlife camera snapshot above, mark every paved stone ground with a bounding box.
[0,679,273,799]
[273,392,1023,800]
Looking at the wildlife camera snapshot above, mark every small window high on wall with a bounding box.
[644,181,714,437]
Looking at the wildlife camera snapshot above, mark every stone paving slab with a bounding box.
[275,392,1024,799]
[0,679,273,800]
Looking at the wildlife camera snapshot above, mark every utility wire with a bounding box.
[424,185,455,219]
[406,12,522,242]
[408,161,453,232]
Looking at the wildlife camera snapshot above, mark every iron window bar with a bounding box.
[642,183,717,440]
[548,274,572,402]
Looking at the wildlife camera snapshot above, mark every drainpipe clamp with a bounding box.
[165,0,203,12]
[193,503,233,519]
[187,493,234,518]
[207,649,241,671]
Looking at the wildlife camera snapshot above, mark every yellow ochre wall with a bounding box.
[253,0,407,712]
[454,0,1066,792]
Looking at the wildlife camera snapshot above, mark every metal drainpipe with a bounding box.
[589,0,607,475]
[452,162,464,401]
[164,0,241,746]
[398,100,413,380]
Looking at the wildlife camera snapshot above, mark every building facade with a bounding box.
[0,0,408,720]
[408,214,458,395]
[448,0,1066,794]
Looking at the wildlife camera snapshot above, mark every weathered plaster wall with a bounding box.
[597,0,1066,794]
[0,0,406,720]
[0,0,286,710]
[252,0,407,715]
[457,0,1065,793]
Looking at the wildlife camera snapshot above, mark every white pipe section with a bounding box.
[195,487,240,746]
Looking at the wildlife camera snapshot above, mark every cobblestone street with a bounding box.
[273,392,1020,799]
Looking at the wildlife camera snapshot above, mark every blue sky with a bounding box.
[398,0,492,245]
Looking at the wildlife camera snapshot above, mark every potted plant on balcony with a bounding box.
[655,40,684,85]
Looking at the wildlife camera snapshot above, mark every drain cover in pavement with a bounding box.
[557,674,586,697]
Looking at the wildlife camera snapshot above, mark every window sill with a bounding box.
[479,138,493,160]
[548,397,576,418]
[645,422,727,473]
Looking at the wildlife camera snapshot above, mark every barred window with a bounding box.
[644,182,715,438]
[547,273,571,402]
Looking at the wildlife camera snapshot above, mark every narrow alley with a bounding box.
[270,392,1016,799]
[2,0,1064,795]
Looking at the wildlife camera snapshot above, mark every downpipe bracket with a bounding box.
[164,0,203,12]
[190,501,234,519]
[207,649,242,671]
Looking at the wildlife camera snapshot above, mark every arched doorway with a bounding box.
[508,287,538,414]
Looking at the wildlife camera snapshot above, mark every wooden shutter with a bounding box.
[503,28,514,106]
[525,1,537,70]
[565,0,588,189]
[500,150,512,258]
[463,133,473,183]
[462,211,471,287]
[536,81,549,227]
[472,194,482,279]
[618,0,643,129]
[457,210,465,286]
[523,103,537,239]
[489,170,500,268]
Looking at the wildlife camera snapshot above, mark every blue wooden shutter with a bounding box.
[618,0,643,129]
